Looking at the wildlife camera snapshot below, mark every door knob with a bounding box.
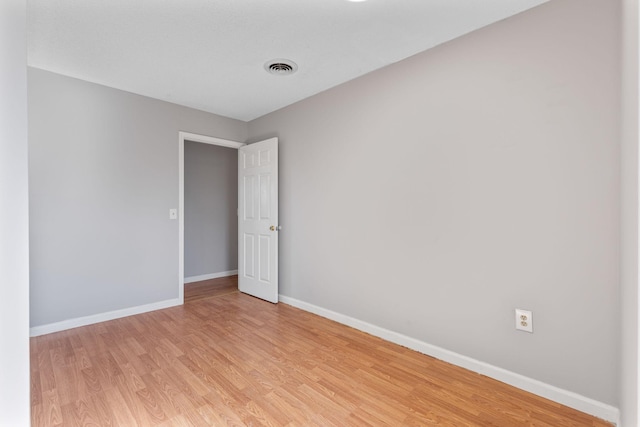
[270,225,275,231]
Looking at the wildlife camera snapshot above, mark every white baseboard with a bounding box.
[279,295,620,426]
[184,270,238,284]
[29,298,182,337]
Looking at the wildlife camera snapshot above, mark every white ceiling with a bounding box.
[27,0,548,122]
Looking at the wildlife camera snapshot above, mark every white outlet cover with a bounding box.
[515,309,533,333]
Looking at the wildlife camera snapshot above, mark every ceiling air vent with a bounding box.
[265,59,298,76]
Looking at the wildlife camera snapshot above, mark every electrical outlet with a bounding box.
[515,309,533,333]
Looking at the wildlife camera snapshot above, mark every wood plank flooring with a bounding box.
[31,280,612,426]
[184,275,238,303]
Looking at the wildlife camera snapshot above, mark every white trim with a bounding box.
[279,295,620,425]
[179,131,245,150]
[184,270,238,284]
[178,136,185,304]
[29,298,182,337]
[178,131,245,307]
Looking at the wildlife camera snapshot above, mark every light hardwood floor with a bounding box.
[184,275,238,304]
[31,278,612,426]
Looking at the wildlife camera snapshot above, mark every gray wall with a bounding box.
[0,0,30,423]
[28,67,247,327]
[621,0,639,424]
[248,0,620,405]
[184,141,238,278]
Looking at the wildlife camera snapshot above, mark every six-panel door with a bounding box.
[238,137,278,303]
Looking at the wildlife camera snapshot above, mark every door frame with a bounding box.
[178,131,245,303]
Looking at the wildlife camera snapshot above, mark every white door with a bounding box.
[238,137,278,303]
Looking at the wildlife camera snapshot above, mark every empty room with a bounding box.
[1,0,640,426]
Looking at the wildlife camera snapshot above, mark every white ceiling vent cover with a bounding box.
[265,59,298,76]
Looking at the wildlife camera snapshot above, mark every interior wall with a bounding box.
[28,67,247,328]
[248,0,620,406]
[184,141,238,278]
[620,0,639,424]
[0,0,30,423]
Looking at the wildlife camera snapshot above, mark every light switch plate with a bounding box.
[169,208,177,220]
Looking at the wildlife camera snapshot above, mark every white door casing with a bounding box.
[238,137,278,303]
[178,131,244,303]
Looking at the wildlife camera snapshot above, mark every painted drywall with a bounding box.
[28,68,247,327]
[0,0,30,424]
[184,141,238,278]
[621,0,639,424]
[249,0,620,406]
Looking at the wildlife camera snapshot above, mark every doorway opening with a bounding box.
[178,131,244,303]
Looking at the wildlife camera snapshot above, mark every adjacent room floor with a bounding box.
[30,277,612,426]
[184,275,239,304]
